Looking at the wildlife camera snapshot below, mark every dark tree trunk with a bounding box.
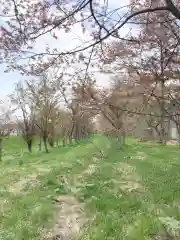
[160,78,167,145]
[62,137,66,147]
[43,135,49,153]
[159,127,167,145]
[38,136,42,151]
[48,136,54,147]
[27,139,32,153]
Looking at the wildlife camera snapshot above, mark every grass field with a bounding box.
[1,136,180,239]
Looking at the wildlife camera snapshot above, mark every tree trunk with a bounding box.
[0,138,3,161]
[50,125,55,147]
[178,132,180,148]
[158,128,164,144]
[118,130,126,150]
[43,135,49,153]
[69,123,75,143]
[38,136,42,151]
[27,139,32,153]
[48,136,54,147]
[159,41,166,144]
[62,129,67,147]
[62,137,66,147]
[159,127,167,145]
[160,58,166,144]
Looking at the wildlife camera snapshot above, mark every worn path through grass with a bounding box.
[1,136,180,239]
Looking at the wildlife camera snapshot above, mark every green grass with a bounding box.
[1,135,180,239]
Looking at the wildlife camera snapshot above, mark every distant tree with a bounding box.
[72,80,128,149]
[27,75,59,153]
[10,82,36,152]
[0,100,13,160]
[54,76,95,145]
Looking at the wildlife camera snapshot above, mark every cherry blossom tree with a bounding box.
[0,0,180,69]
[10,82,36,152]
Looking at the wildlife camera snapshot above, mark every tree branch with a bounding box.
[165,0,180,20]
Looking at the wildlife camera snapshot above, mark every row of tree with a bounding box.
[1,68,180,160]
[1,0,180,158]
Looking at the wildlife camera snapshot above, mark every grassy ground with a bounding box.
[1,136,180,239]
